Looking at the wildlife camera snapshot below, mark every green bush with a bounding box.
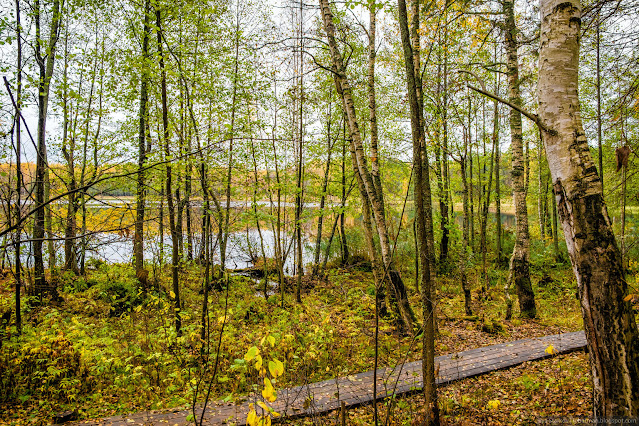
[93,277,143,317]
[0,314,94,406]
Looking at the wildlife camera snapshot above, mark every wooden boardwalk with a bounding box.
[73,330,586,425]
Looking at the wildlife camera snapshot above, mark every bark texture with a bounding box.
[538,0,639,416]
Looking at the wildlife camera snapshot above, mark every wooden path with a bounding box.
[72,330,586,425]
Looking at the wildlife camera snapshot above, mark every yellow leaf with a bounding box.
[268,359,284,378]
[262,377,277,402]
[254,354,263,370]
[247,406,258,426]
[217,315,227,324]
[245,346,259,362]
[624,294,634,302]
[487,400,501,410]
[267,335,276,347]
[169,291,176,299]
[257,400,270,411]
[545,345,555,355]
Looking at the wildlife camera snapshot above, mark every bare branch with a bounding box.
[466,83,556,135]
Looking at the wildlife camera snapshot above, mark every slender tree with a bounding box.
[319,0,415,332]
[134,0,151,278]
[33,0,63,294]
[398,0,439,422]
[156,5,181,335]
[13,0,23,333]
[503,0,536,318]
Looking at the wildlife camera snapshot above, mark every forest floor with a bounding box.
[0,257,595,425]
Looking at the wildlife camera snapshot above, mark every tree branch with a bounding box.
[466,83,556,135]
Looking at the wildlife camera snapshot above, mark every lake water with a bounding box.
[3,228,316,273]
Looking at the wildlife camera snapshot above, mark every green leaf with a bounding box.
[244,346,259,362]
[268,359,284,378]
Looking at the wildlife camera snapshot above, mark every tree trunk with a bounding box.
[538,137,546,239]
[134,0,151,276]
[398,0,439,422]
[495,116,503,264]
[461,151,473,316]
[319,0,415,332]
[313,101,333,275]
[13,0,23,333]
[294,4,304,303]
[368,7,384,210]
[61,28,79,275]
[156,7,181,335]
[185,163,193,262]
[468,106,475,251]
[339,120,349,265]
[33,0,62,295]
[538,0,639,415]
[435,25,450,270]
[410,0,436,273]
[596,12,603,192]
[504,0,536,318]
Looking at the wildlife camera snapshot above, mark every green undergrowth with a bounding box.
[0,258,585,425]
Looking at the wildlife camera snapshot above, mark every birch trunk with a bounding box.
[319,0,415,332]
[368,8,384,208]
[504,0,536,318]
[538,0,639,415]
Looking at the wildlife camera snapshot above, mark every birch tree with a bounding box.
[318,0,415,333]
[538,0,639,415]
[503,0,536,319]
